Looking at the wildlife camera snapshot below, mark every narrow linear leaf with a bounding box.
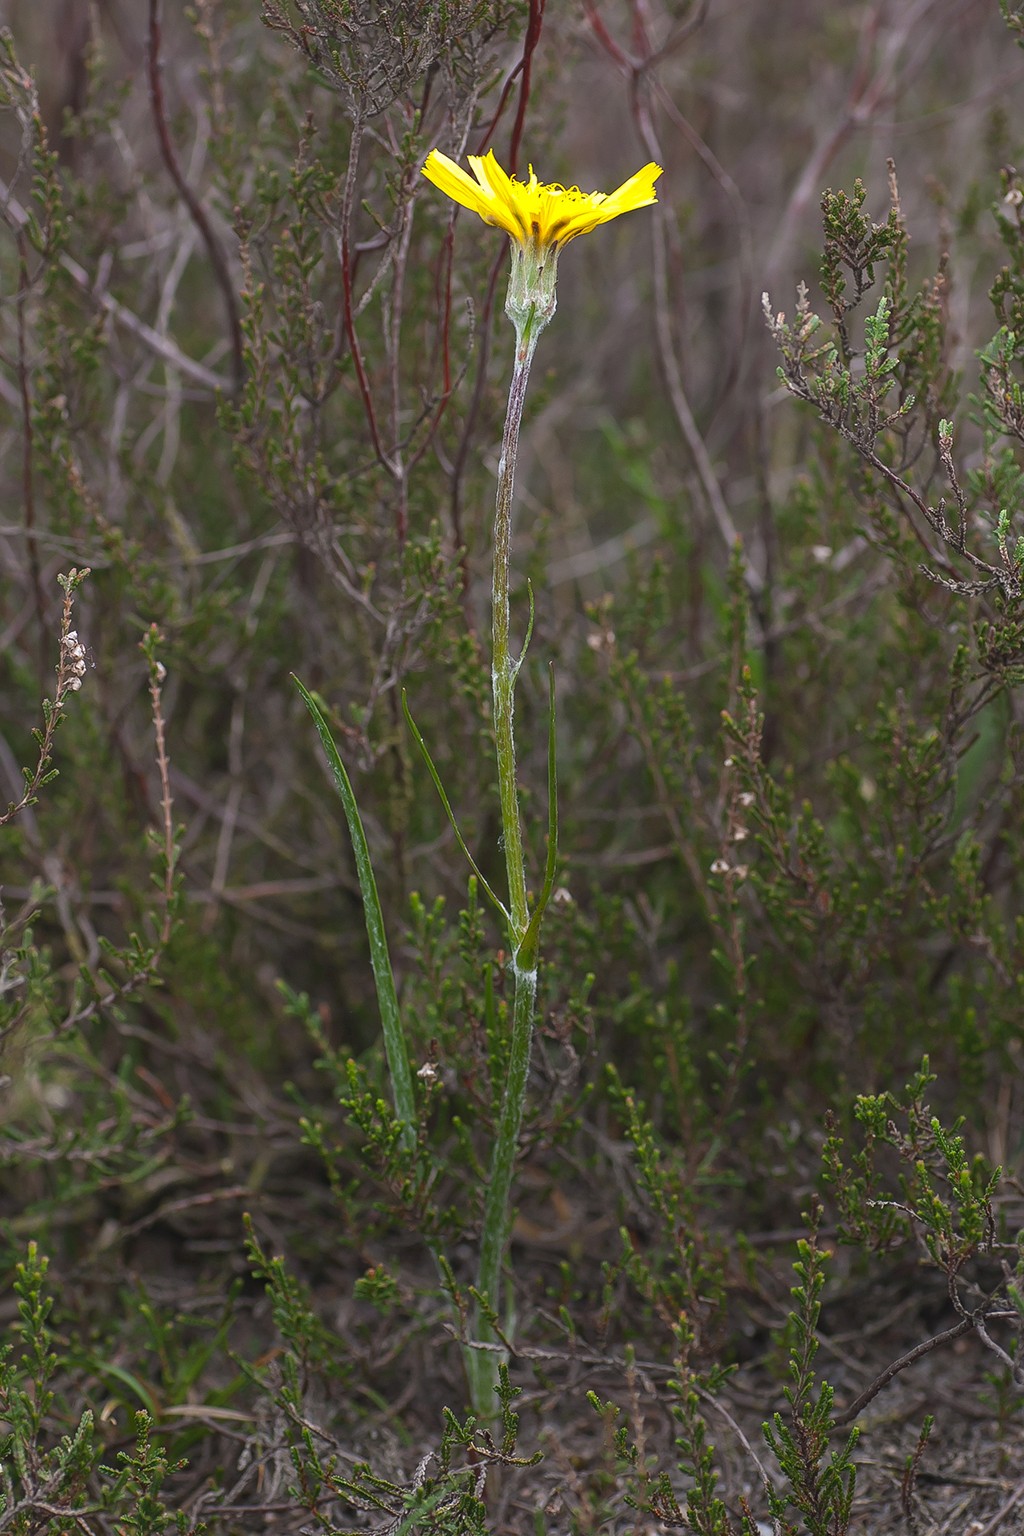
[402,689,510,923]
[512,577,536,678]
[293,675,416,1151]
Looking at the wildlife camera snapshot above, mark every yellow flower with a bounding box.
[422,149,662,254]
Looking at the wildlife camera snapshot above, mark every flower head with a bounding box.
[423,149,662,348]
[422,149,662,256]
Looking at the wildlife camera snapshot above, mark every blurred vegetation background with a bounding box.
[2,1,1024,1531]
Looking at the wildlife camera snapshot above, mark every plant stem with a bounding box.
[470,318,543,1415]
[472,957,537,1413]
[490,336,537,945]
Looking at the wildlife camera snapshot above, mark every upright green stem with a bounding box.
[470,960,537,1414]
[469,301,549,1417]
[490,332,538,946]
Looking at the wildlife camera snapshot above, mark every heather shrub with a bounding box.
[1,1,1023,1530]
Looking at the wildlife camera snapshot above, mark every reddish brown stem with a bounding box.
[337,121,405,545]
[476,0,546,165]
[507,0,546,174]
[147,0,244,390]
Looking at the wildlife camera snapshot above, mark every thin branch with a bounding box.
[765,0,945,287]
[15,230,45,659]
[583,1,764,598]
[833,1315,974,1425]
[0,569,91,831]
[147,0,245,390]
[0,173,230,391]
[336,118,405,542]
[147,650,178,949]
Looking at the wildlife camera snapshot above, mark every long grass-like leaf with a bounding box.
[402,690,510,923]
[293,676,416,1153]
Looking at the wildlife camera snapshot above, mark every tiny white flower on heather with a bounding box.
[737,792,755,808]
[587,629,615,651]
[732,827,750,843]
[710,858,730,875]
[417,1062,438,1084]
[761,292,784,332]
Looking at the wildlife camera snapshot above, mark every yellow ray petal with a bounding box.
[422,148,662,254]
[421,149,497,225]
